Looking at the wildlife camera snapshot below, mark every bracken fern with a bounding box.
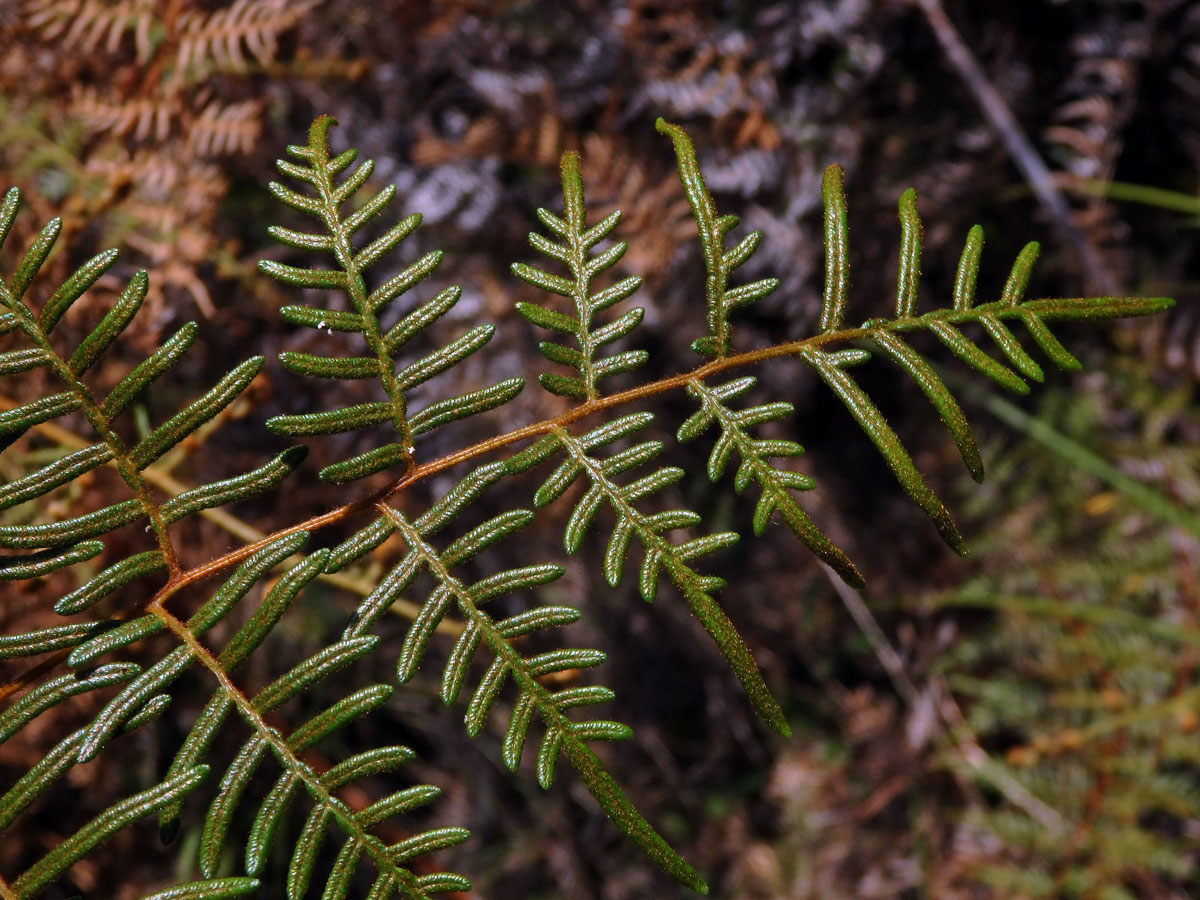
[0,114,1172,897]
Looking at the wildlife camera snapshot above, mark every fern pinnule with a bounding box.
[818,163,850,332]
[140,877,262,900]
[263,116,523,484]
[801,343,970,553]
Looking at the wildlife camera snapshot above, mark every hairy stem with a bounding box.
[147,297,1167,601]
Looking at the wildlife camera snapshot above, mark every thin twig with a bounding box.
[911,0,1119,295]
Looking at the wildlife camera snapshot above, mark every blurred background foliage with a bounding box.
[1,0,1198,897]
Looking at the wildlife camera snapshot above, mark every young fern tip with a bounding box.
[0,111,1172,899]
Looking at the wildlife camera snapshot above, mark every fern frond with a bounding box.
[72,87,176,141]
[0,111,1175,899]
[325,461,707,893]
[678,375,866,587]
[26,0,157,64]
[0,187,302,592]
[176,0,319,79]
[502,416,788,737]
[656,118,778,357]
[793,165,1172,553]
[188,99,262,157]
[513,149,647,400]
[262,117,523,483]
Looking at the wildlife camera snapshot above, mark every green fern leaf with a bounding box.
[819,164,850,331]
[526,419,789,736]
[12,767,209,900]
[139,878,261,900]
[0,621,112,659]
[329,469,707,892]
[656,118,778,358]
[680,376,866,587]
[0,664,139,747]
[895,188,922,318]
[0,541,105,580]
[869,332,985,482]
[952,224,984,311]
[513,149,647,399]
[0,113,1177,900]
[798,169,1171,557]
[263,116,523,482]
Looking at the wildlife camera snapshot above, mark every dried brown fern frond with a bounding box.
[187,97,262,157]
[426,113,696,287]
[580,132,696,283]
[24,0,157,63]
[412,108,698,286]
[72,86,179,142]
[621,0,780,151]
[13,0,324,325]
[1042,2,1154,275]
[175,0,321,80]
[86,149,225,315]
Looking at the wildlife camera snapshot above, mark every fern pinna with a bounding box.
[0,114,1171,897]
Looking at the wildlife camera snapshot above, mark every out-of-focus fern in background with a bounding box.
[1,1,1198,897]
